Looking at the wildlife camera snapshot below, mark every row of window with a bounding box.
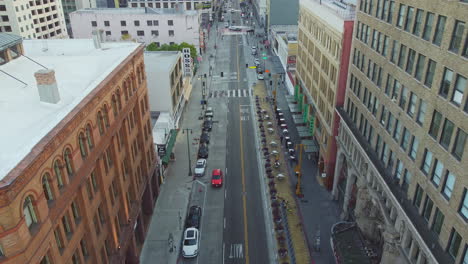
[130,1,197,10]
[428,110,467,161]
[91,19,173,28]
[439,67,467,111]
[116,29,175,37]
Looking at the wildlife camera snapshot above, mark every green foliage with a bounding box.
[146,42,197,58]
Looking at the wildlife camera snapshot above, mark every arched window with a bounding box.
[136,68,141,84]
[103,105,110,127]
[111,95,118,117]
[124,80,130,100]
[97,111,105,135]
[23,196,38,229]
[140,65,145,80]
[78,132,87,158]
[54,160,64,188]
[86,124,94,149]
[116,89,122,110]
[64,149,74,176]
[42,173,54,201]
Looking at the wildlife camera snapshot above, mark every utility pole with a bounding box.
[182,128,193,176]
[295,144,304,197]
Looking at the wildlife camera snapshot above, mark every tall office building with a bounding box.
[296,0,355,189]
[332,1,468,263]
[0,0,68,39]
[0,34,159,263]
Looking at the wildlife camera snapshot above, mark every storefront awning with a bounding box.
[161,130,178,164]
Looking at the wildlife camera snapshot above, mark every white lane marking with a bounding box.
[224,217,226,229]
[228,244,244,258]
[223,243,225,264]
[225,189,227,199]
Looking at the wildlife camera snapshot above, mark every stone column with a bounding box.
[331,149,344,200]
[340,172,356,220]
[380,229,402,264]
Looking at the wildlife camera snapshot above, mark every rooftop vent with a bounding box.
[34,69,60,104]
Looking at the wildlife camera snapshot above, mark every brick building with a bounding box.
[331,0,468,263]
[296,0,355,189]
[0,33,159,263]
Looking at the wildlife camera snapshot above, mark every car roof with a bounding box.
[196,159,206,164]
[212,169,222,175]
[185,228,198,238]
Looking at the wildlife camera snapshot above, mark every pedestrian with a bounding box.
[280,135,283,142]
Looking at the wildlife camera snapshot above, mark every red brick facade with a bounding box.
[0,45,160,264]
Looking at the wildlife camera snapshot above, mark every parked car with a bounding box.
[198,144,209,158]
[185,206,202,228]
[194,159,207,177]
[205,107,213,118]
[251,46,257,55]
[182,228,199,258]
[211,169,223,187]
[203,120,213,131]
[254,58,260,66]
[200,132,210,144]
[257,73,265,80]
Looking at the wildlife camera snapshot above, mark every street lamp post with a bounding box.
[182,128,193,176]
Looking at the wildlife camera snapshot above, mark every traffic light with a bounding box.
[204,73,207,78]
[269,73,272,78]
[246,63,248,68]
[221,72,224,77]
[270,80,273,86]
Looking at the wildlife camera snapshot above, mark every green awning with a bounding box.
[162,130,178,164]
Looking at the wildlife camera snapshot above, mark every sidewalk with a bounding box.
[139,18,220,264]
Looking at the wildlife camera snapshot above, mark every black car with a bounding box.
[203,120,213,131]
[186,206,202,229]
[200,132,210,144]
[198,144,209,158]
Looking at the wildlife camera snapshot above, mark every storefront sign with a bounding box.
[157,144,166,157]
[182,48,192,76]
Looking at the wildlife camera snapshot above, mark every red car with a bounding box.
[211,169,223,187]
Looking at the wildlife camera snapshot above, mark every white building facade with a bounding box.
[128,0,212,10]
[0,0,68,39]
[70,8,200,49]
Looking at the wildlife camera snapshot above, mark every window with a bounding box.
[405,49,416,74]
[168,20,173,26]
[393,119,402,142]
[23,196,38,228]
[394,159,403,180]
[147,20,152,26]
[440,119,454,149]
[413,184,423,208]
[431,208,444,235]
[431,159,444,186]
[151,30,158,36]
[399,86,408,108]
[105,31,111,36]
[460,189,468,220]
[413,9,423,36]
[452,129,467,160]
[104,21,110,27]
[120,20,126,26]
[401,128,410,150]
[62,214,72,235]
[78,132,87,158]
[422,12,434,41]
[422,196,433,221]
[404,6,413,31]
[449,21,465,53]
[397,45,407,68]
[134,20,140,26]
[91,21,97,27]
[402,169,411,191]
[153,20,159,26]
[421,149,433,174]
[72,250,80,264]
[387,1,395,23]
[390,40,399,63]
[448,229,462,259]
[91,171,98,192]
[97,111,105,135]
[416,99,426,125]
[429,110,442,138]
[414,54,425,81]
[81,239,89,258]
[168,30,174,36]
[137,30,144,36]
[452,74,466,106]
[71,201,80,222]
[42,173,54,202]
[440,68,454,98]
[54,229,64,250]
[407,92,417,116]
[64,149,74,176]
[54,160,64,188]
[409,136,419,160]
[432,16,446,46]
[396,4,406,28]
[424,59,437,87]
[442,172,455,199]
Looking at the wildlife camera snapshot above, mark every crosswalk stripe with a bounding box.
[208,89,252,98]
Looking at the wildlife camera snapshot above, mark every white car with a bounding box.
[194,159,207,177]
[224,22,229,28]
[182,228,199,258]
[205,107,214,118]
[254,58,260,66]
[257,73,265,80]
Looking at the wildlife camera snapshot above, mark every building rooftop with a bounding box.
[300,0,355,32]
[72,7,198,16]
[144,51,180,74]
[0,38,141,181]
[0,33,22,51]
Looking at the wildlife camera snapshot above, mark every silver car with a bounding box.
[194,159,207,177]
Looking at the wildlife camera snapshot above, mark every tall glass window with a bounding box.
[449,21,465,53]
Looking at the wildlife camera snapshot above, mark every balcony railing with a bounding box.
[336,106,454,264]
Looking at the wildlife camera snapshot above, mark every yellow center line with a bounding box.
[239,104,250,264]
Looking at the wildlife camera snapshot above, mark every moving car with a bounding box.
[200,132,210,144]
[203,120,213,131]
[256,66,263,73]
[257,73,265,80]
[251,46,257,55]
[194,159,207,177]
[182,228,199,258]
[211,169,223,187]
[185,205,202,229]
[229,26,242,31]
[254,58,260,66]
[205,106,214,118]
[198,144,209,158]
